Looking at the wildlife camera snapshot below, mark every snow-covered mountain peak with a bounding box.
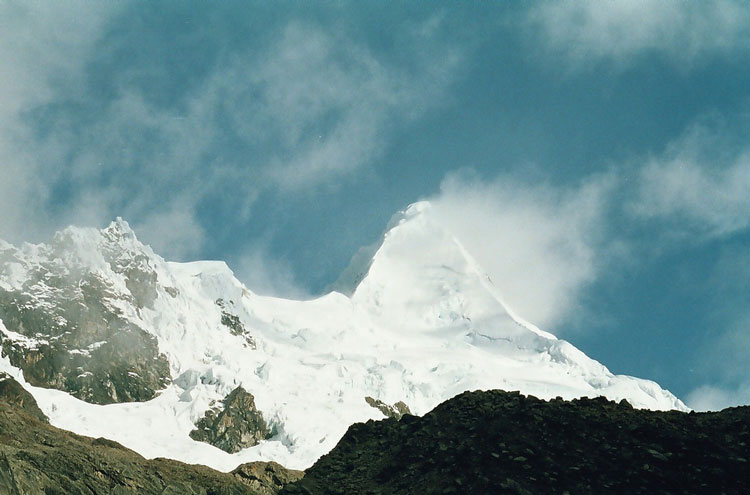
[349,201,540,343]
[102,217,139,242]
[0,238,14,252]
[353,202,491,326]
[40,218,159,279]
[1,207,689,472]
[331,201,436,296]
[349,200,491,294]
[385,199,433,229]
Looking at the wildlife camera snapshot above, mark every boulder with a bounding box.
[190,386,272,453]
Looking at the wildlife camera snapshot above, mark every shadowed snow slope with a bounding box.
[0,203,686,471]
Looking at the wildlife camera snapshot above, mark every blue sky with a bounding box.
[2,1,750,410]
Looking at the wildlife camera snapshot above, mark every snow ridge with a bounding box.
[0,204,687,471]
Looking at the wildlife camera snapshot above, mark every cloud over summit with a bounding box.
[428,172,613,331]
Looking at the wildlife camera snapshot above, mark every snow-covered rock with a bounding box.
[0,202,687,471]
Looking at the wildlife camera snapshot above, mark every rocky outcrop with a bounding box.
[283,390,750,495]
[364,396,411,420]
[100,221,161,311]
[216,298,256,349]
[0,372,48,423]
[232,462,305,495]
[0,273,171,404]
[0,375,302,494]
[190,386,272,453]
[0,222,172,405]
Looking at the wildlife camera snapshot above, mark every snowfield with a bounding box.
[0,201,687,471]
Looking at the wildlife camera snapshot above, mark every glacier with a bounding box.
[0,201,687,471]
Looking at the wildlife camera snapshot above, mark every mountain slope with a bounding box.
[282,390,750,495]
[0,202,686,471]
[0,373,301,494]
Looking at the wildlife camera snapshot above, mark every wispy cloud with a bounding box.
[0,1,120,243]
[131,201,206,261]
[0,7,462,265]
[428,170,614,331]
[687,383,750,411]
[624,116,750,409]
[252,21,457,190]
[231,241,311,300]
[629,116,750,239]
[686,249,750,411]
[526,0,750,69]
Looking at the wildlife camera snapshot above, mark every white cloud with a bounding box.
[0,1,120,244]
[0,10,462,263]
[132,204,205,262]
[630,120,750,238]
[428,171,614,331]
[252,21,460,190]
[625,117,750,410]
[0,152,45,243]
[526,0,750,68]
[635,157,750,235]
[0,2,117,115]
[231,244,310,299]
[684,248,750,411]
[686,383,750,411]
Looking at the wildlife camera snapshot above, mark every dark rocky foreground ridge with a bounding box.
[0,374,302,494]
[282,390,750,495]
[2,376,750,495]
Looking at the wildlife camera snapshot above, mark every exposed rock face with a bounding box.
[191,386,272,453]
[216,298,256,349]
[0,372,48,423]
[0,375,302,494]
[232,462,304,495]
[0,273,170,404]
[364,396,411,420]
[0,221,171,405]
[283,390,750,495]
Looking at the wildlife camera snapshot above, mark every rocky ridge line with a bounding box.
[0,375,302,494]
[0,221,171,405]
[364,396,412,420]
[283,390,750,495]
